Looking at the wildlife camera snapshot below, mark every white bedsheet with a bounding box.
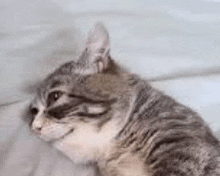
[1,0,220,175]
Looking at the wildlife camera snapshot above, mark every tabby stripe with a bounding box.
[116,119,137,140]
[151,151,197,176]
[117,90,160,139]
[68,94,117,105]
[148,140,197,167]
[130,90,162,121]
[129,87,148,117]
[138,96,163,119]
[152,168,185,176]
[121,131,137,147]
[133,128,159,152]
[147,135,192,159]
[150,114,187,124]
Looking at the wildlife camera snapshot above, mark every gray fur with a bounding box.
[30,23,220,176]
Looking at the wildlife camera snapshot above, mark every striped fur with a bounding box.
[30,23,220,176]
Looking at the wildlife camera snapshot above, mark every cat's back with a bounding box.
[113,79,220,176]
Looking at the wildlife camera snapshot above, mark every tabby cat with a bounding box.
[30,23,220,176]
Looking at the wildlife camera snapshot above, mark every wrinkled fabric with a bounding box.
[1,0,220,175]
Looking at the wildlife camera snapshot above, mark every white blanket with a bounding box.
[1,0,220,175]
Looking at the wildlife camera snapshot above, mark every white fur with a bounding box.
[53,119,119,164]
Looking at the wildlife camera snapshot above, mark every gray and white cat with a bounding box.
[29,23,220,176]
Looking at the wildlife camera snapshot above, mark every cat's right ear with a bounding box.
[84,23,111,73]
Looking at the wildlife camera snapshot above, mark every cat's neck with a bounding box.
[97,150,149,176]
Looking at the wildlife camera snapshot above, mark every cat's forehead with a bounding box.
[39,73,80,93]
[44,61,86,86]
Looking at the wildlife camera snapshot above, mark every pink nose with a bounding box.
[32,127,42,135]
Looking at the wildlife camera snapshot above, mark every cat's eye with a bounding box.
[30,107,39,115]
[47,91,63,106]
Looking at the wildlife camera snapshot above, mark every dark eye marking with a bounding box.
[30,107,39,116]
[47,91,63,106]
[68,94,91,102]
[50,80,62,88]
[47,104,79,120]
[68,94,105,104]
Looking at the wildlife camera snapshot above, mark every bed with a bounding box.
[1,0,220,175]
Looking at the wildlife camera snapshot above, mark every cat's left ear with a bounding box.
[85,23,110,73]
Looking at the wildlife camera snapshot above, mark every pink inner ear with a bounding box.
[97,60,104,73]
[83,23,111,73]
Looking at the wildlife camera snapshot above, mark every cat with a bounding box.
[29,23,220,176]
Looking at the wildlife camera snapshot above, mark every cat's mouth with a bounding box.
[47,128,75,142]
[59,128,74,140]
[36,128,75,142]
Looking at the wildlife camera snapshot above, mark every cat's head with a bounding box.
[29,23,136,163]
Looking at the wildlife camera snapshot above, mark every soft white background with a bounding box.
[0,0,220,175]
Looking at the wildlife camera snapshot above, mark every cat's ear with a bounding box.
[85,23,110,73]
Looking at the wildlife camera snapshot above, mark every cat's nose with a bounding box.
[31,115,44,135]
[32,126,42,135]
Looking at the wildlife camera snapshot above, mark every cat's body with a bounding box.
[30,23,220,176]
